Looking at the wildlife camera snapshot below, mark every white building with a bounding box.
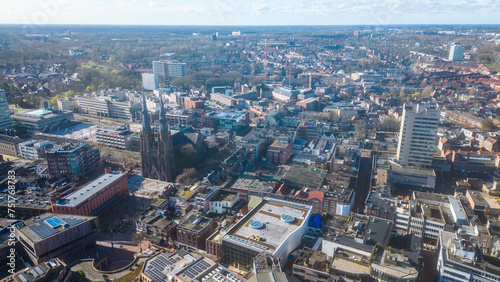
[397,103,440,167]
[0,90,13,131]
[209,190,239,214]
[448,43,465,61]
[142,73,159,90]
[56,98,76,112]
[438,230,500,281]
[152,60,186,82]
[18,140,51,160]
[222,198,312,270]
[96,125,135,150]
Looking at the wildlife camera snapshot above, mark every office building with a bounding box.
[56,97,76,111]
[448,42,465,61]
[396,103,440,167]
[12,109,74,132]
[76,95,132,119]
[222,198,312,270]
[272,86,299,102]
[152,60,187,83]
[214,112,248,132]
[15,213,98,265]
[51,172,128,216]
[142,73,159,90]
[0,90,13,131]
[18,140,51,160]
[96,125,135,150]
[46,144,100,178]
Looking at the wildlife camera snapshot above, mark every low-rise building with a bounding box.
[293,248,332,282]
[51,172,128,216]
[266,137,293,164]
[176,213,214,250]
[96,125,135,150]
[0,135,22,157]
[15,213,98,265]
[18,140,51,160]
[438,230,500,281]
[209,190,239,214]
[13,109,74,132]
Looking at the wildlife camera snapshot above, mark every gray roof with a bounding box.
[54,173,125,207]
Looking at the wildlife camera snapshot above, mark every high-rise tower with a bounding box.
[397,103,440,167]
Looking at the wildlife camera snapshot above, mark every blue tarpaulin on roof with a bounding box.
[308,214,322,228]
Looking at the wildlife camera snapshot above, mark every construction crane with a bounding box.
[259,40,289,83]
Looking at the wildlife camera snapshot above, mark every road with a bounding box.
[353,151,373,214]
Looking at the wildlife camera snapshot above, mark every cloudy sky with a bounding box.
[1,0,499,26]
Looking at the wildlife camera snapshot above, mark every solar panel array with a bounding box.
[29,223,59,239]
[28,216,88,239]
[182,259,211,279]
[62,217,86,226]
[145,255,181,282]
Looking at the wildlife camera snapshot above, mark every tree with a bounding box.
[380,116,400,132]
[355,121,367,141]
[422,85,433,98]
[481,119,494,132]
[175,168,197,186]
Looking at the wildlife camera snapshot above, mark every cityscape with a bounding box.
[0,5,499,282]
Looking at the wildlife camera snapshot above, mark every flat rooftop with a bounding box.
[223,199,311,252]
[143,251,199,282]
[211,190,237,202]
[18,213,94,243]
[413,191,450,204]
[179,214,212,232]
[468,191,489,207]
[389,162,435,176]
[54,173,125,207]
[283,165,325,188]
[214,112,244,120]
[128,174,173,192]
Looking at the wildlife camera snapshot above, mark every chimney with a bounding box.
[105,167,112,174]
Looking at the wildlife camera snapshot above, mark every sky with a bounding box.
[0,0,499,26]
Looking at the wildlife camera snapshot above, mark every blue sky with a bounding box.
[1,0,499,26]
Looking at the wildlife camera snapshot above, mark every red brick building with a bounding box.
[177,213,214,250]
[266,139,293,164]
[51,172,128,216]
[184,97,204,110]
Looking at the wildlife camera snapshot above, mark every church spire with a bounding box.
[158,93,168,134]
[141,92,151,133]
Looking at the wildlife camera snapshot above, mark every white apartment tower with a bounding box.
[152,60,186,83]
[397,103,440,167]
[0,90,13,131]
[448,43,465,61]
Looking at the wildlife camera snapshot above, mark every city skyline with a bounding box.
[2,0,500,26]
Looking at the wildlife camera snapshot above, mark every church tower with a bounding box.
[157,95,175,181]
[140,93,175,181]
